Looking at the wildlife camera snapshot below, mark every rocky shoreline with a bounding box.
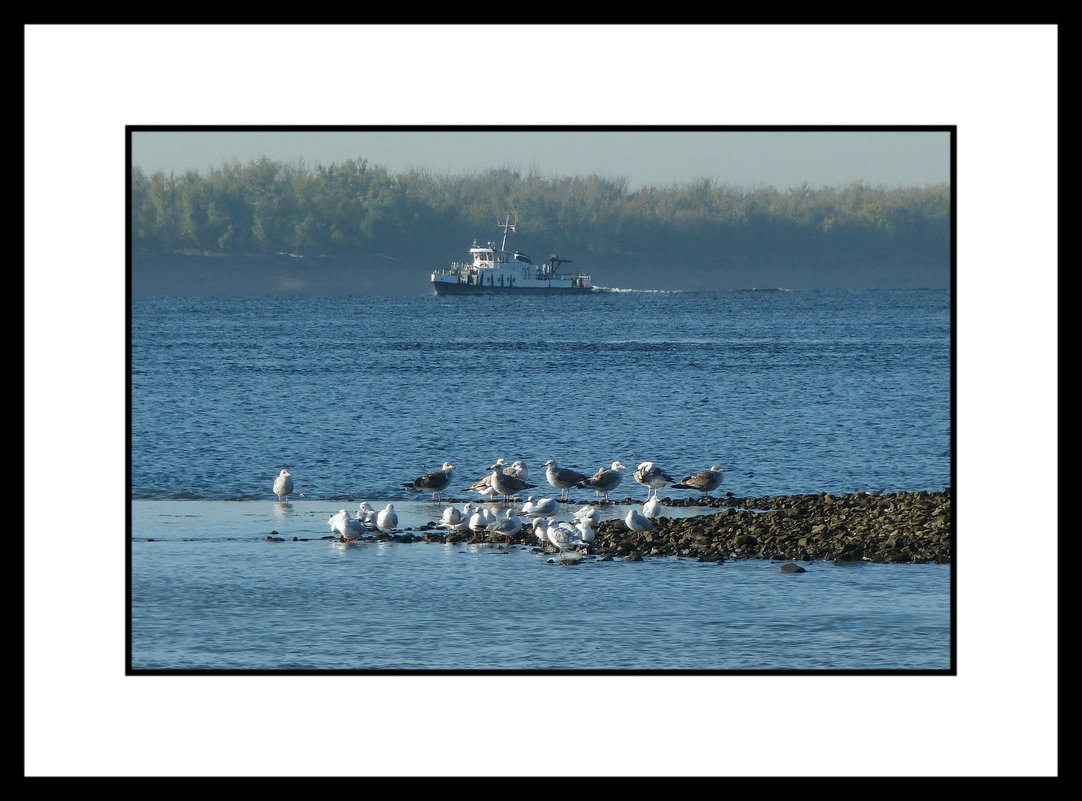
[302,490,952,565]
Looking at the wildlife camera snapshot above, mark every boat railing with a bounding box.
[433,263,473,276]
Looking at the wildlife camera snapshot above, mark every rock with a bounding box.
[778,562,806,573]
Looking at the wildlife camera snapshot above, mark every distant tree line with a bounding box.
[131,158,950,264]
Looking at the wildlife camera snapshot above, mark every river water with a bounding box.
[130,288,952,671]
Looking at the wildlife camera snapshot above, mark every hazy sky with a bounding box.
[130,129,950,190]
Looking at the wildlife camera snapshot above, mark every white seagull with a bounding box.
[328,509,365,539]
[272,469,293,501]
[547,520,590,554]
[625,508,658,535]
[356,501,379,529]
[440,503,474,534]
[643,496,662,519]
[543,459,590,501]
[545,521,573,552]
[486,509,523,541]
[468,506,486,530]
[440,504,464,528]
[521,496,559,518]
[376,503,398,533]
[573,504,601,527]
[574,519,596,544]
[531,517,552,547]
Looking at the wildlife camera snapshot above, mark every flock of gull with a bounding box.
[272,459,729,553]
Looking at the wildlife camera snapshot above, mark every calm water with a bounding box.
[130,288,952,671]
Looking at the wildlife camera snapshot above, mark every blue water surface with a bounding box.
[130,288,952,671]
[131,289,950,501]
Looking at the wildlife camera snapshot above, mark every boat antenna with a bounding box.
[498,213,518,252]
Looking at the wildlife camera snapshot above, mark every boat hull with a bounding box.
[432,282,594,296]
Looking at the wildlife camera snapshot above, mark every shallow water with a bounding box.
[130,500,951,671]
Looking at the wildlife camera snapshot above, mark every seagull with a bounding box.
[440,504,464,528]
[402,461,455,502]
[545,521,573,552]
[670,465,729,496]
[573,504,601,527]
[543,459,590,501]
[328,509,365,540]
[576,460,627,503]
[357,501,378,529]
[624,509,658,544]
[488,463,537,503]
[504,460,530,482]
[328,509,348,536]
[521,496,559,518]
[486,509,522,541]
[469,482,502,503]
[643,496,662,519]
[468,506,491,530]
[440,503,474,534]
[376,503,398,533]
[531,517,551,547]
[634,461,675,500]
[463,459,508,498]
[547,520,591,554]
[272,469,293,501]
[574,519,596,544]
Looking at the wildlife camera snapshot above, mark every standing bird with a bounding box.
[545,521,572,553]
[463,459,508,499]
[272,469,294,502]
[643,496,662,519]
[625,508,658,536]
[577,460,627,503]
[402,461,455,503]
[543,459,590,502]
[548,520,590,555]
[531,517,552,547]
[634,461,675,500]
[376,503,398,533]
[469,505,495,531]
[670,465,729,496]
[328,509,364,539]
[488,463,537,503]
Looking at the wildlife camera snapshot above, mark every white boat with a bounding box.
[431,216,593,296]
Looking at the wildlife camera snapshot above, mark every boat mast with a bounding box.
[498,214,517,252]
